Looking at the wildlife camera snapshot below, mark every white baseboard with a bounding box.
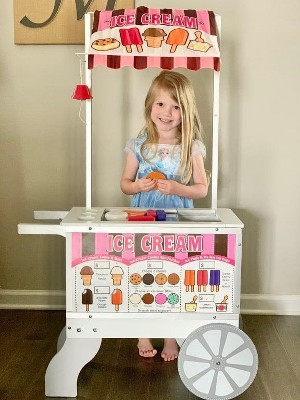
[241,294,300,315]
[0,290,300,315]
[0,289,66,310]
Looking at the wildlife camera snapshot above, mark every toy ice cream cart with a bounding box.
[18,7,258,400]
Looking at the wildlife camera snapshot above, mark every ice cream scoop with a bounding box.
[146,172,166,190]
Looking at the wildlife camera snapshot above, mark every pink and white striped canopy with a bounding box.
[88,6,220,71]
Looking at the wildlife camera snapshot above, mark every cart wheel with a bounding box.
[178,323,258,400]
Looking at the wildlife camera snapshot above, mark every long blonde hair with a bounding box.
[140,70,204,184]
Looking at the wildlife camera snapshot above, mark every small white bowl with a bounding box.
[105,211,128,221]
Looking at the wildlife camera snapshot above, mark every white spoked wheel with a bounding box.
[178,323,258,400]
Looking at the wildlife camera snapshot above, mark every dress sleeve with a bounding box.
[192,140,206,159]
[124,138,136,154]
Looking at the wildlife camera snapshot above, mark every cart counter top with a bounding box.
[60,207,243,229]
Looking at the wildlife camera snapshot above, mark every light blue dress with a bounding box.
[125,133,206,209]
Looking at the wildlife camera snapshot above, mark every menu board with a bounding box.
[70,232,237,314]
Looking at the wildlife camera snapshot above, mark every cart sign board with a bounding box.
[70,232,237,314]
[13,0,135,44]
[88,6,220,70]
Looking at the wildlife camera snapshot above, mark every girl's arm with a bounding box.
[120,151,156,195]
[156,154,208,199]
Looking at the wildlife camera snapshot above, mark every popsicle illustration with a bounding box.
[197,270,208,292]
[110,266,124,285]
[80,266,94,286]
[184,270,195,292]
[166,28,188,53]
[82,289,93,311]
[119,27,143,53]
[111,288,122,312]
[209,270,221,292]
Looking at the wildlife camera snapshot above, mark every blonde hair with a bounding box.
[140,70,204,184]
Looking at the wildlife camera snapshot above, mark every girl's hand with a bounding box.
[156,179,180,195]
[136,178,156,193]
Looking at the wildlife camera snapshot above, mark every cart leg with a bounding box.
[176,338,185,347]
[56,326,66,353]
[45,337,102,397]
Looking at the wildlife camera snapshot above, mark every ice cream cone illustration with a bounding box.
[80,266,94,286]
[110,266,124,285]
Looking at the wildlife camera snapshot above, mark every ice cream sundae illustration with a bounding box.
[185,295,198,312]
[216,295,228,312]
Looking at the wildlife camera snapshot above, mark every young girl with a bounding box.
[120,70,208,361]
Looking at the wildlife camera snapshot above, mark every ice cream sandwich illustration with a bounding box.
[185,295,198,312]
[184,270,195,292]
[80,266,94,286]
[111,289,123,312]
[82,289,93,311]
[110,266,124,285]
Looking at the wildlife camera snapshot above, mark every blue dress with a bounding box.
[125,134,206,209]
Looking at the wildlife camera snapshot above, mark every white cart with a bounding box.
[18,7,258,399]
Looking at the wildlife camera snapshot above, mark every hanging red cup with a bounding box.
[72,84,93,100]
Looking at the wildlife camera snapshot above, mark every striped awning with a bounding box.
[88,6,220,71]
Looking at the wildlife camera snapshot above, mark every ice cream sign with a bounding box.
[109,12,200,29]
[106,234,203,253]
[88,6,220,68]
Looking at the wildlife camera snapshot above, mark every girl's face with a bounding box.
[150,89,182,136]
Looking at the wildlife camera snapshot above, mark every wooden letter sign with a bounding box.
[14,0,135,44]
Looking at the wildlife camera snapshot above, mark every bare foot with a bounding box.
[161,338,179,361]
[138,338,158,358]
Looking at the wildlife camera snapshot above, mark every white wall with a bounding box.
[1,1,299,313]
